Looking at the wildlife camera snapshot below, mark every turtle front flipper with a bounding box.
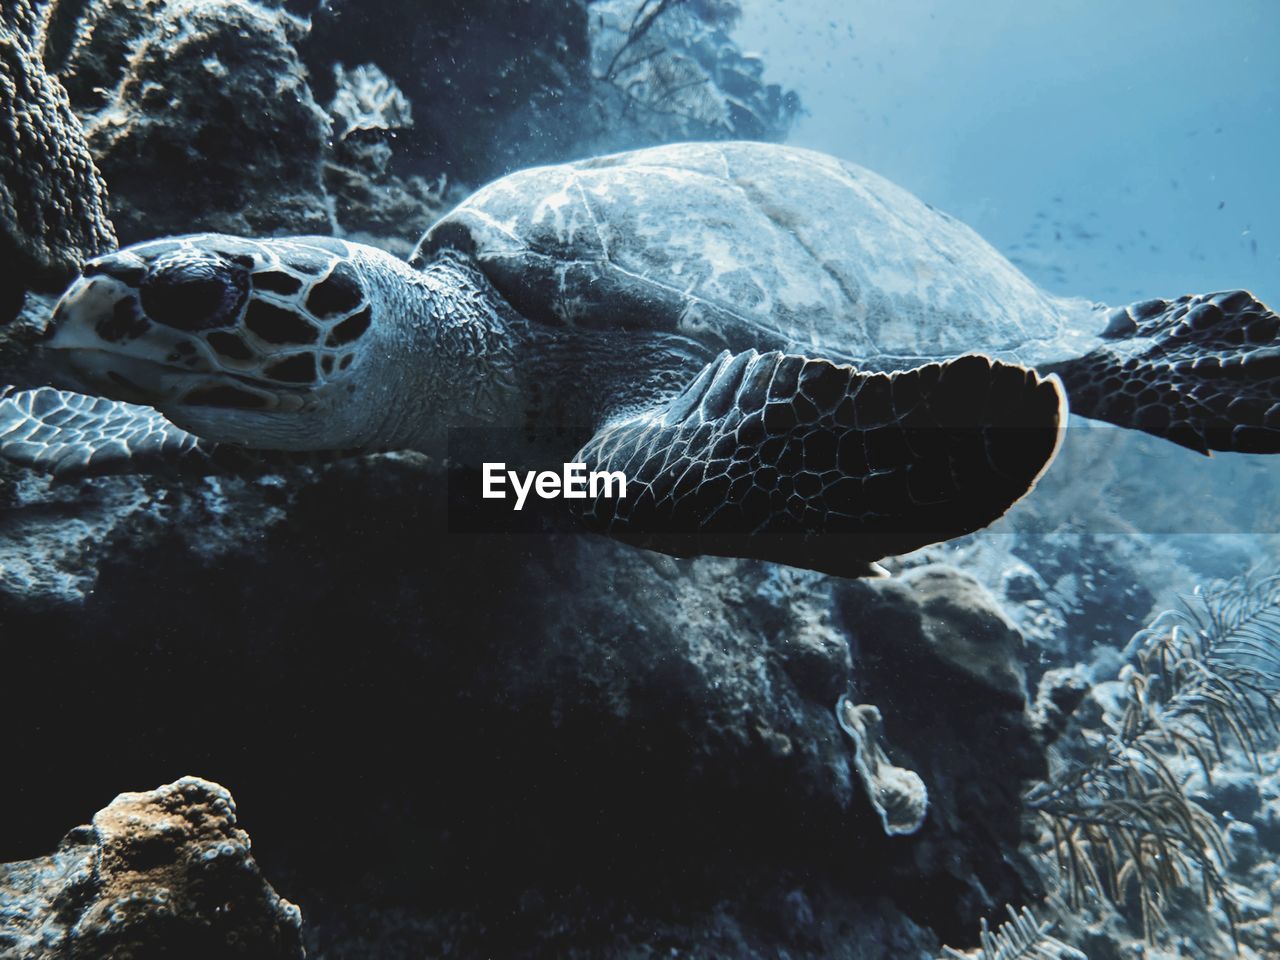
[573,351,1065,578]
[1046,290,1280,454]
[0,386,222,476]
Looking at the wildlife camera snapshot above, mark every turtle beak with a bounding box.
[45,270,218,405]
[47,273,138,348]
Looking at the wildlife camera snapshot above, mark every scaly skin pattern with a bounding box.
[576,350,1065,577]
[38,235,530,456]
[1045,290,1280,454]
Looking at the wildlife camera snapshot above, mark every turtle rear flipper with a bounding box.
[1048,290,1280,454]
[0,386,220,476]
[574,350,1065,578]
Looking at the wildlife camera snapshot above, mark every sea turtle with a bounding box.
[2,141,1277,577]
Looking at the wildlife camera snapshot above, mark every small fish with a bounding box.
[1218,201,1225,210]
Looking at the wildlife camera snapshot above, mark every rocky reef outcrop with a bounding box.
[3,1,1275,958]
[835,568,1048,931]
[16,0,797,260]
[0,450,1048,955]
[0,777,303,959]
[62,0,332,243]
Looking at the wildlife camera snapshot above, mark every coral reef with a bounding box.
[835,567,1050,936]
[6,0,798,266]
[322,63,456,254]
[0,454,1053,955]
[304,0,797,191]
[963,575,1280,960]
[65,0,331,243]
[7,1,1276,957]
[1028,576,1280,942]
[0,776,303,959]
[0,1,114,292]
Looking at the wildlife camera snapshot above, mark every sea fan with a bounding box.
[939,905,1085,960]
[593,0,734,134]
[1025,574,1280,944]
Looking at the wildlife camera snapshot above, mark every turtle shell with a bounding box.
[413,141,1092,370]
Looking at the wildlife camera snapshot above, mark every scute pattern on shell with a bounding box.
[418,141,1093,371]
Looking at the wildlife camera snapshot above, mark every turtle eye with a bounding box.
[139,255,250,332]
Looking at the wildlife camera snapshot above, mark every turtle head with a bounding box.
[45,234,401,450]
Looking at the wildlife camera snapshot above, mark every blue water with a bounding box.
[737,0,1280,307]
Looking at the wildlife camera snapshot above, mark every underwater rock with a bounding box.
[886,565,1027,703]
[923,533,1161,679]
[328,62,412,139]
[1226,820,1262,872]
[835,566,1048,931]
[0,455,1045,952]
[0,291,57,389]
[56,0,167,110]
[1028,664,1091,747]
[1185,762,1263,822]
[1257,766,1280,853]
[65,0,331,243]
[0,776,303,959]
[0,2,115,291]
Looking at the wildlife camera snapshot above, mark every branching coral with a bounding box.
[1025,574,1280,944]
[329,63,413,141]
